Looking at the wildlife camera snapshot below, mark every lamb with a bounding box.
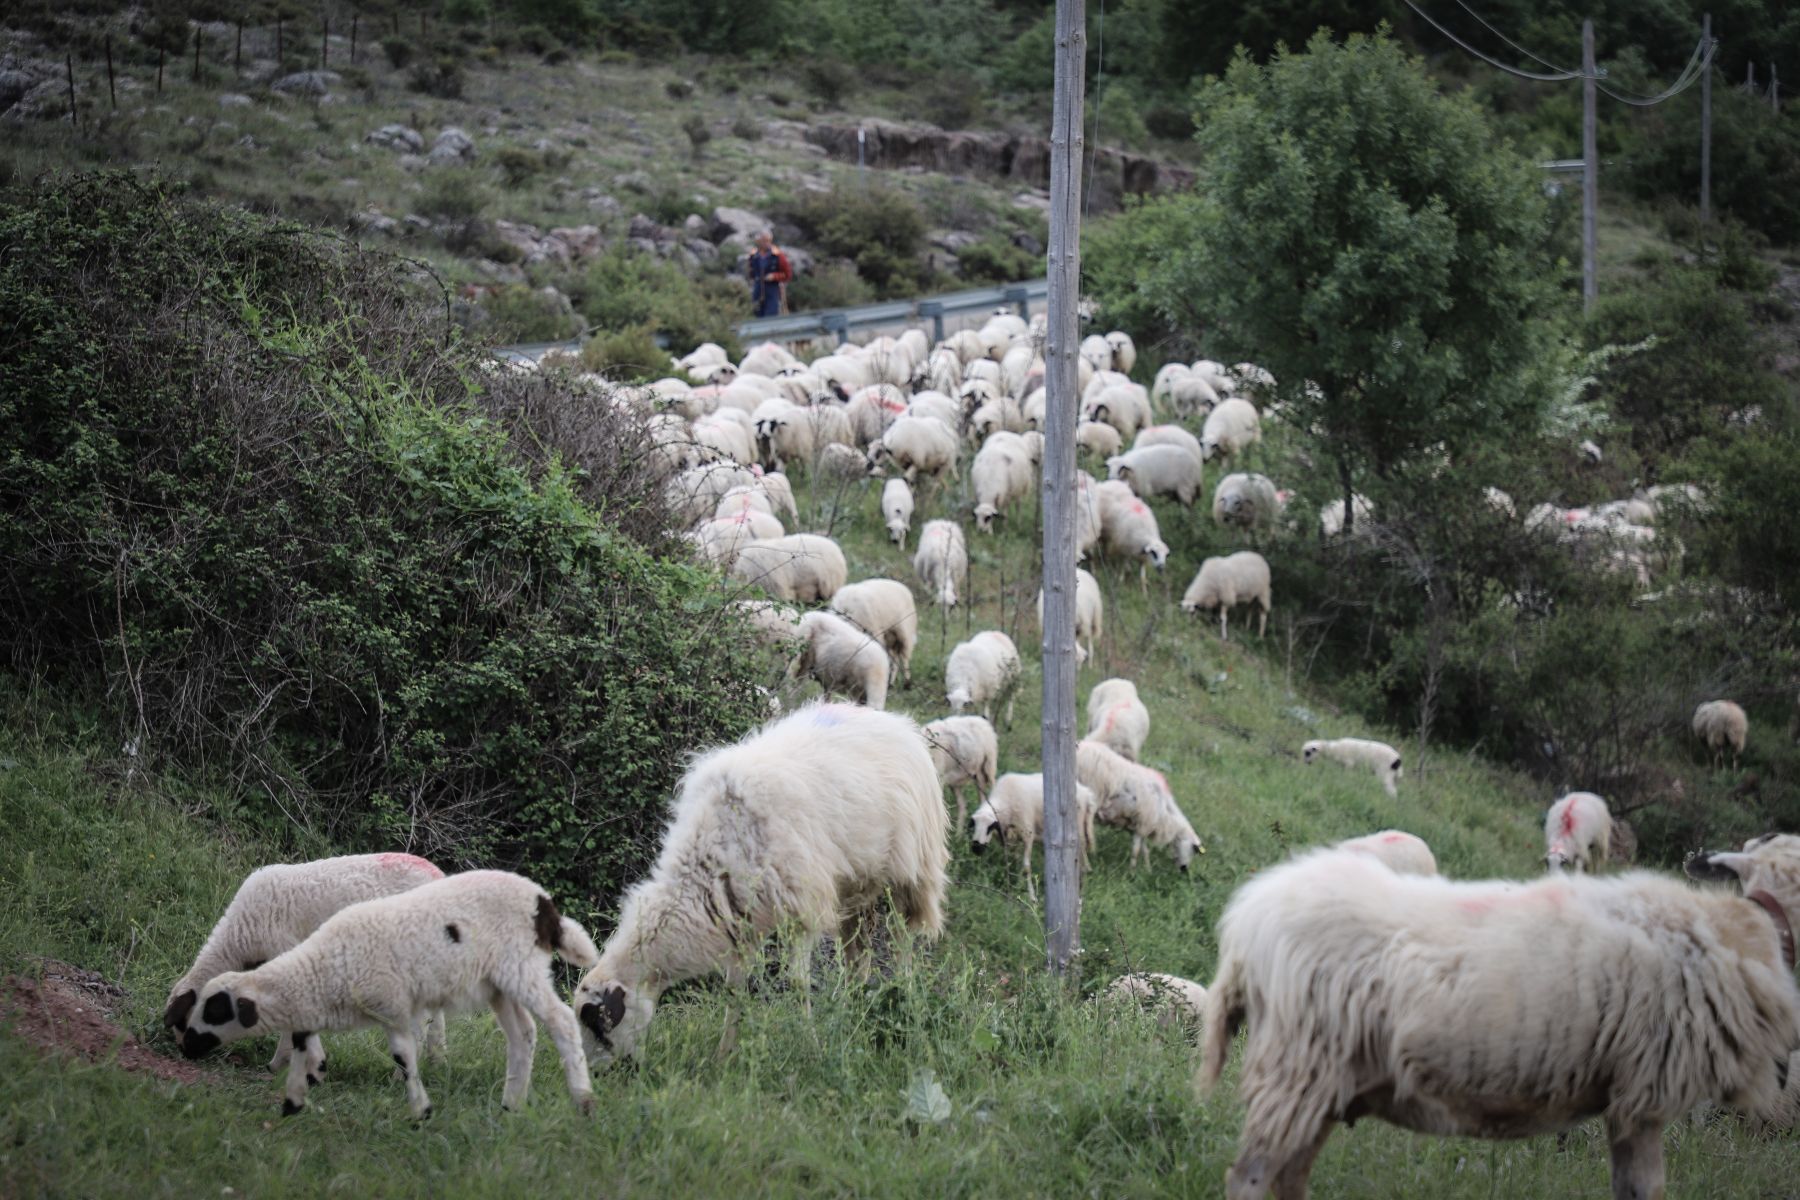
[913,519,968,608]
[728,534,849,603]
[791,611,889,710]
[972,437,1035,532]
[1086,678,1150,761]
[1211,472,1282,532]
[1075,739,1202,869]
[870,415,960,484]
[1334,829,1438,876]
[1036,566,1103,664]
[946,630,1023,727]
[1180,551,1272,641]
[1107,444,1203,507]
[1693,699,1749,769]
[1077,420,1123,458]
[921,714,999,827]
[968,772,1098,901]
[1095,483,1170,578]
[829,579,918,689]
[1201,398,1262,462]
[1302,737,1402,798]
[177,870,599,1119]
[751,399,816,472]
[1104,973,1206,1028]
[571,704,949,1064]
[1199,838,1800,1200]
[1544,791,1612,873]
[164,853,447,1077]
[882,477,914,547]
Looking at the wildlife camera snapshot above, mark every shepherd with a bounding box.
[747,230,793,318]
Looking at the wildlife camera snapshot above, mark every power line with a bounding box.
[1597,37,1716,106]
[1401,0,1583,81]
[1445,0,1573,74]
[1083,0,1106,221]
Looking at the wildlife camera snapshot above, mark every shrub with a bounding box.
[665,78,694,100]
[682,113,712,156]
[407,56,465,99]
[494,146,545,187]
[418,169,490,221]
[801,60,855,107]
[565,247,745,355]
[0,173,765,913]
[581,324,670,380]
[786,260,873,311]
[955,236,1038,286]
[477,284,583,342]
[785,184,927,298]
[730,114,762,141]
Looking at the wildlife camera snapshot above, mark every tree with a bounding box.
[1103,30,1561,528]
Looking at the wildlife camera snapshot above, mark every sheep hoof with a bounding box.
[576,1093,598,1118]
[281,1099,304,1117]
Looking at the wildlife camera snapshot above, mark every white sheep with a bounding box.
[692,413,755,466]
[816,441,869,482]
[1079,334,1114,375]
[1693,699,1748,769]
[692,511,786,569]
[1084,382,1152,442]
[1076,420,1123,459]
[968,772,1097,901]
[925,348,963,396]
[829,579,918,689]
[970,396,1028,439]
[1302,737,1402,798]
[753,470,798,525]
[1076,740,1201,869]
[1104,972,1206,1029]
[913,519,968,608]
[871,415,960,484]
[845,384,910,446]
[906,390,961,431]
[1133,424,1203,462]
[1544,791,1612,873]
[666,463,757,526]
[1036,566,1103,665]
[1318,492,1373,537]
[1074,472,1104,563]
[946,630,1022,727]
[1180,551,1272,641]
[1086,678,1149,762]
[1107,444,1203,508]
[728,534,848,603]
[791,610,890,710]
[972,437,1035,532]
[750,399,816,472]
[1200,398,1261,463]
[733,599,805,650]
[1095,483,1170,580]
[1200,839,1800,1200]
[177,870,599,1119]
[1104,330,1137,375]
[739,342,798,378]
[1211,472,1281,532]
[164,853,447,1076]
[571,704,949,1063]
[1334,830,1438,876]
[882,477,915,548]
[921,714,998,827]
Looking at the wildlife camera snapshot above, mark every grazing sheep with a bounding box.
[791,611,890,710]
[972,437,1035,532]
[1036,566,1103,665]
[816,441,870,482]
[1302,737,1402,798]
[906,390,961,431]
[164,854,446,1077]
[1076,739,1202,869]
[178,870,599,1119]
[729,534,849,603]
[1134,424,1204,463]
[1180,551,1272,641]
[1086,678,1150,762]
[970,396,1028,439]
[1483,487,1517,519]
[734,599,805,651]
[693,511,787,569]
[572,704,949,1064]
[667,463,758,526]
[1084,382,1153,442]
[751,399,817,472]
[739,342,798,378]
[1079,334,1114,375]
[753,470,798,525]
[914,519,968,608]
[1211,472,1282,532]
[924,348,963,396]
[1077,420,1123,459]
[1544,791,1612,874]
[1104,330,1137,375]
[1318,492,1373,538]
[829,579,919,689]
[1107,444,1203,508]
[845,384,910,446]
[1105,973,1206,1029]
[1693,699,1749,769]
[946,630,1023,727]
[1095,484,1170,580]
[871,415,960,484]
[676,342,729,373]
[968,772,1098,901]
[1334,830,1438,876]
[921,714,999,827]
[692,413,755,466]
[882,478,915,548]
[1201,838,1800,1200]
[1074,472,1104,562]
[1200,398,1262,462]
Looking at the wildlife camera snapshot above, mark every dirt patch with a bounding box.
[1,960,212,1084]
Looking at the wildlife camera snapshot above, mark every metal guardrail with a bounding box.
[492,277,1050,366]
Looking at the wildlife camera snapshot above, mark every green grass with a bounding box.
[1,432,1794,1197]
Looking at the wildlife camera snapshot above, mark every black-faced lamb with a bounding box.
[1693,699,1748,769]
[921,714,999,827]
[946,630,1023,727]
[571,704,949,1064]
[791,610,890,710]
[1201,838,1800,1200]
[828,579,918,689]
[1086,677,1149,761]
[178,870,599,1119]
[1301,737,1402,798]
[914,519,968,608]
[1544,791,1612,873]
[1036,566,1103,665]
[968,772,1098,902]
[1180,551,1272,641]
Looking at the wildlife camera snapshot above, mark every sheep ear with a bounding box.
[1686,850,1751,883]
[164,990,197,1031]
[601,983,627,1030]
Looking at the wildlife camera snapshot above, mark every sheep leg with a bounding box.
[1258,606,1268,639]
[425,1011,449,1060]
[1220,609,1230,642]
[491,994,537,1112]
[1605,1123,1666,1200]
[1022,841,1037,904]
[1131,834,1145,869]
[281,1033,320,1116]
[268,1037,292,1073]
[510,976,597,1115]
[385,1027,431,1119]
[1269,1122,1336,1200]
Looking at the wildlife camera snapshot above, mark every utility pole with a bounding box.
[1581,18,1598,311]
[1700,13,1712,224]
[1041,0,1086,978]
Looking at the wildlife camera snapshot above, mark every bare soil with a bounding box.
[1,960,211,1084]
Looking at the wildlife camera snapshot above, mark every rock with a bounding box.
[271,70,340,97]
[472,259,528,285]
[627,236,660,256]
[613,170,651,192]
[429,127,475,163]
[1011,191,1052,213]
[547,225,606,260]
[627,213,661,241]
[403,214,434,233]
[492,219,566,265]
[396,154,429,173]
[928,229,980,253]
[235,135,260,152]
[366,124,424,153]
[682,238,719,264]
[580,190,620,215]
[682,213,706,237]
[218,93,252,108]
[1010,231,1044,255]
[710,205,770,248]
[352,209,399,236]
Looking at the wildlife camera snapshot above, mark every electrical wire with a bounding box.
[1596,37,1716,106]
[1083,0,1106,220]
[1402,0,1582,81]
[1445,0,1574,73]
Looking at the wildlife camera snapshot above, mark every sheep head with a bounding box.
[573,975,657,1068]
[178,972,263,1059]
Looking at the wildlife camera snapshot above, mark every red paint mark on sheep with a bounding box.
[1559,802,1579,837]
[377,853,443,877]
[1380,832,1409,844]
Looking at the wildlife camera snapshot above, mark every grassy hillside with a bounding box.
[3,442,1793,1197]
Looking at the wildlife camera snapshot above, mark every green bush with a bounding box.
[801,59,855,107]
[1623,87,1800,246]
[786,260,873,311]
[681,113,712,155]
[419,169,490,221]
[0,173,765,913]
[477,284,583,342]
[580,324,670,380]
[785,184,927,298]
[955,236,1038,286]
[494,146,545,187]
[565,247,745,353]
[407,56,465,99]
[730,113,762,140]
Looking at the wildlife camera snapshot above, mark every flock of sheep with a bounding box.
[153,317,1796,1200]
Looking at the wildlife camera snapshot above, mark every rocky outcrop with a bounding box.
[366,124,424,153]
[430,126,476,163]
[804,119,1193,209]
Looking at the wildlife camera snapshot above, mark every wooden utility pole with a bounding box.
[1581,18,1598,311]
[1041,0,1086,978]
[105,35,116,109]
[235,19,242,74]
[276,15,284,65]
[351,13,358,65]
[65,53,77,128]
[1700,13,1712,224]
[321,16,329,69]
[193,25,202,83]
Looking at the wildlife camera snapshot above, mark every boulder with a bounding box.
[218,93,252,108]
[271,70,340,97]
[547,225,606,261]
[429,126,475,163]
[366,124,424,153]
[710,204,771,249]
